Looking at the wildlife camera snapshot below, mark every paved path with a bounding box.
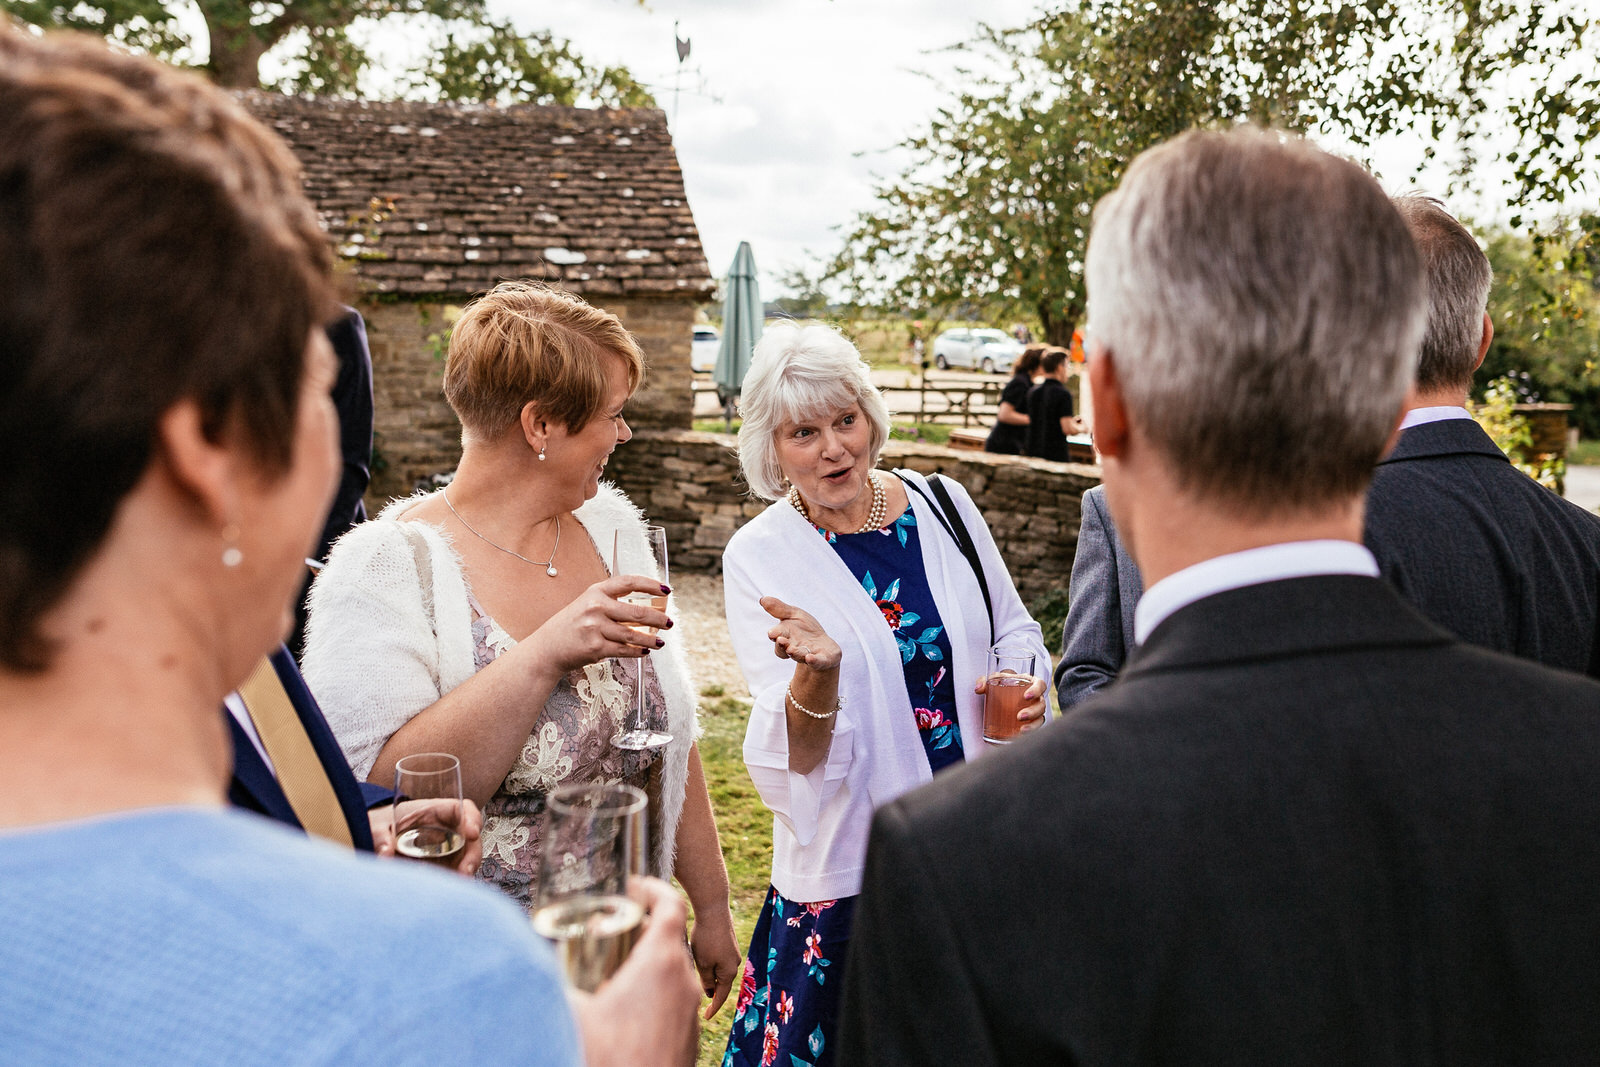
[1565,464,1600,514]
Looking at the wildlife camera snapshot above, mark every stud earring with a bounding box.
[220,524,243,568]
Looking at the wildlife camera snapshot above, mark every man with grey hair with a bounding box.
[1365,196,1600,676]
[838,128,1600,1065]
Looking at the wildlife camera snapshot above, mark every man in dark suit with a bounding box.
[839,129,1600,1065]
[1365,196,1600,676]
[226,645,482,871]
[1053,484,1140,707]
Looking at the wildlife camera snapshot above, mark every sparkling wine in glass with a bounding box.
[392,752,465,867]
[612,526,673,750]
[531,783,649,992]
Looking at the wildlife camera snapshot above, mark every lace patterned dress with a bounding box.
[467,593,667,908]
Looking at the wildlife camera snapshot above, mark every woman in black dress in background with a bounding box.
[983,345,1044,454]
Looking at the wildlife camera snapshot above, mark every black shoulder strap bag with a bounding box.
[897,470,995,645]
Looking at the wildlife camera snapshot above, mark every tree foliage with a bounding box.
[831,0,1598,347]
[1479,216,1600,435]
[3,0,655,106]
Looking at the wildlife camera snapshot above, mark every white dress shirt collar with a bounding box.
[1133,540,1380,645]
[1400,405,1473,430]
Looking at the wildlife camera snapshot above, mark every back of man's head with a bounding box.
[1085,127,1428,516]
[1391,195,1492,396]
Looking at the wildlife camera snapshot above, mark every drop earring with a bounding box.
[220,524,243,568]
[537,445,547,461]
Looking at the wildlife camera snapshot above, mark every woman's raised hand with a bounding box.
[972,673,1050,733]
[760,596,841,672]
[530,574,674,674]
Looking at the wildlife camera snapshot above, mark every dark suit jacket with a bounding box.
[290,307,373,659]
[1055,485,1141,708]
[227,645,384,851]
[840,575,1600,1066]
[1365,418,1600,677]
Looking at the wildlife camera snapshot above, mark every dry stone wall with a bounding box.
[603,428,1101,608]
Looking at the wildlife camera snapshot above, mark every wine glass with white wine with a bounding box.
[612,526,673,750]
[531,782,649,992]
[391,752,466,868]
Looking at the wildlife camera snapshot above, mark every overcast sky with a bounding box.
[511,0,1047,296]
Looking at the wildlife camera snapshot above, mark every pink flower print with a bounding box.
[804,899,837,918]
[761,1021,780,1066]
[775,989,794,1025]
[803,931,823,965]
[786,913,802,928]
[735,957,757,1016]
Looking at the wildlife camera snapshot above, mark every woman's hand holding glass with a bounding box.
[527,574,673,674]
[972,672,1050,737]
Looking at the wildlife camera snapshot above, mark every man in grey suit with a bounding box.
[839,128,1600,1065]
[1053,485,1140,707]
[1365,196,1600,677]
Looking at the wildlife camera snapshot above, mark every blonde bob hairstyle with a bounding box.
[443,281,645,439]
[737,321,891,501]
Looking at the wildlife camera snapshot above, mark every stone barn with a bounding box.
[245,93,715,502]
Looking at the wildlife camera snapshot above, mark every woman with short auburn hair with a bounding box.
[305,281,740,1015]
[719,321,1051,1065]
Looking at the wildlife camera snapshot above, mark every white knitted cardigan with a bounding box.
[302,484,697,877]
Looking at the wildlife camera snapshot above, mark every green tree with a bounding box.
[3,0,653,105]
[1479,218,1600,436]
[831,0,1598,347]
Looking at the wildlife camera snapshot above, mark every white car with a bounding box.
[931,327,1022,373]
[691,326,720,373]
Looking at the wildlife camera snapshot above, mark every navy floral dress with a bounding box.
[724,510,964,1067]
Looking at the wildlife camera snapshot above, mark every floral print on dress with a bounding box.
[728,502,964,1067]
[724,889,852,1067]
[465,593,666,908]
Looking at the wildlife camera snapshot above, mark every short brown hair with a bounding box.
[0,30,335,670]
[1040,347,1070,375]
[443,282,645,438]
[1392,196,1493,395]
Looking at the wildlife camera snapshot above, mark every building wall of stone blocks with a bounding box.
[605,429,1101,609]
[359,295,698,505]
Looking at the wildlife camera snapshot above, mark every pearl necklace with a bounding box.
[788,470,887,534]
[442,489,562,577]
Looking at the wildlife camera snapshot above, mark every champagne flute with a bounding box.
[531,783,649,992]
[612,526,673,750]
[392,752,466,867]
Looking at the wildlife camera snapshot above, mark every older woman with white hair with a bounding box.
[719,322,1051,1066]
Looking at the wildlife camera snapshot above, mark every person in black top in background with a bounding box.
[984,345,1044,454]
[1024,346,1083,460]
[289,306,373,660]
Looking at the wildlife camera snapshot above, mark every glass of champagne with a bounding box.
[531,782,649,992]
[392,752,466,867]
[982,645,1038,744]
[612,526,673,750]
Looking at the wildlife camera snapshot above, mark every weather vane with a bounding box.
[673,21,691,124]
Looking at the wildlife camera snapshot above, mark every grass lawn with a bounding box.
[695,692,772,1065]
[1569,438,1600,466]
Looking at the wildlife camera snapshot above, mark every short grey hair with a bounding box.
[1392,195,1492,395]
[737,321,892,500]
[1085,126,1428,514]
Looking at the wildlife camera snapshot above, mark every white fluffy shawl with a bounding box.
[302,483,697,876]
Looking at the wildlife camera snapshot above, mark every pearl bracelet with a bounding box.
[786,683,839,720]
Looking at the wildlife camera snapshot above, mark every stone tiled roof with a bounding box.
[243,93,715,300]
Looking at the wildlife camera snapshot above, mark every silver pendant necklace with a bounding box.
[442,489,561,577]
